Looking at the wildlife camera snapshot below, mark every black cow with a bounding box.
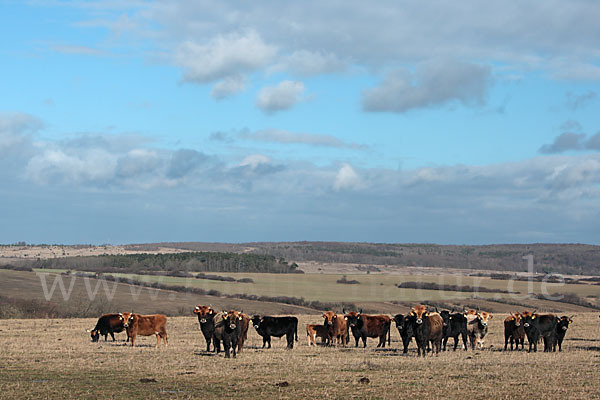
[553,316,573,352]
[213,311,242,358]
[439,311,468,351]
[522,313,557,352]
[393,314,414,354]
[251,315,298,349]
[193,305,217,352]
[88,313,126,342]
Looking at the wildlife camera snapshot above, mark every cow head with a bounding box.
[90,329,100,342]
[477,311,493,327]
[410,305,429,325]
[344,311,359,328]
[193,305,215,324]
[251,315,263,330]
[322,311,337,326]
[224,310,242,331]
[522,311,537,328]
[119,312,135,328]
[439,310,450,327]
[557,316,573,331]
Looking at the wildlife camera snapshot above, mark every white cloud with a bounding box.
[211,75,246,99]
[256,80,305,112]
[271,50,345,76]
[239,154,271,169]
[333,163,362,191]
[174,30,276,83]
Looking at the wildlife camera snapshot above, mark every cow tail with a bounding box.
[388,321,391,346]
[295,322,298,342]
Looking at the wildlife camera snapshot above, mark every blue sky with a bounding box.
[1,1,599,245]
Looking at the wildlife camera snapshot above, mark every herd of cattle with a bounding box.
[88,304,583,357]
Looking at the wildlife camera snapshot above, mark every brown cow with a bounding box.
[504,312,525,351]
[120,312,168,348]
[306,323,329,346]
[407,305,443,356]
[322,311,347,346]
[236,312,250,353]
[466,310,493,350]
[344,312,391,348]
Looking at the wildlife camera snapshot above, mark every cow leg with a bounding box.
[262,337,267,348]
[267,336,271,349]
[362,336,367,348]
[354,335,359,347]
[286,331,294,349]
[206,336,212,352]
[442,337,447,351]
[223,337,231,358]
[130,334,136,347]
[214,338,221,353]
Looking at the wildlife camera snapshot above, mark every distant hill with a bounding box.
[125,242,600,276]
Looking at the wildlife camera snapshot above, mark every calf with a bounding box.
[439,310,468,351]
[213,311,242,358]
[406,305,443,356]
[522,312,557,352]
[466,310,493,350]
[252,315,298,349]
[120,312,167,348]
[503,313,525,351]
[89,313,125,342]
[322,311,347,346]
[193,305,216,352]
[393,314,414,354]
[553,315,573,352]
[306,323,329,346]
[345,312,391,348]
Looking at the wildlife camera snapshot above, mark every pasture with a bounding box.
[0,313,599,399]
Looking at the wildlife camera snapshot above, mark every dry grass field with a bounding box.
[0,313,599,399]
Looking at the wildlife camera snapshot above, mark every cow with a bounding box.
[466,310,492,350]
[406,305,443,356]
[251,315,298,349]
[553,315,573,352]
[439,310,468,351]
[522,312,557,352]
[344,311,391,348]
[213,310,242,358]
[393,314,414,354]
[306,324,329,346]
[322,311,347,346]
[237,313,251,353]
[503,313,525,351]
[193,305,216,352]
[120,312,167,348]
[88,313,126,342]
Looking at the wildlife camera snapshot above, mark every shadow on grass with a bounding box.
[194,351,217,357]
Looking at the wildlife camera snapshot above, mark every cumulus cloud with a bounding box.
[174,30,276,83]
[167,149,209,179]
[362,60,492,113]
[587,132,600,150]
[211,75,246,99]
[333,163,362,191]
[242,129,366,149]
[256,80,305,112]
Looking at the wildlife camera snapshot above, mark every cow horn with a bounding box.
[359,308,363,314]
[86,329,91,332]
[532,309,537,315]
[342,308,346,314]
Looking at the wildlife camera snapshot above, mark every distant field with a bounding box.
[98,271,600,304]
[0,270,318,317]
[0,313,599,399]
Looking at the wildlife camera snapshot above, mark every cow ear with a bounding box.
[344,317,348,320]
[489,315,493,319]
[238,316,242,320]
[209,310,213,314]
[424,312,429,317]
[532,315,536,319]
